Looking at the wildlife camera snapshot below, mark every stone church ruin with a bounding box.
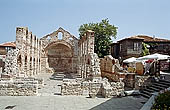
[0,27,124,97]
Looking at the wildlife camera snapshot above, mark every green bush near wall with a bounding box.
[152,91,170,110]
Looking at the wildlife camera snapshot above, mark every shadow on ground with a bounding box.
[89,96,146,110]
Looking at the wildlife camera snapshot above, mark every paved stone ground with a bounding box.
[0,96,146,110]
[0,73,147,110]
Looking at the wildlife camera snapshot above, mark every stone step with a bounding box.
[153,82,169,88]
[160,79,170,83]
[151,85,165,90]
[141,90,152,96]
[56,74,65,76]
[140,92,151,99]
[147,86,160,92]
[158,82,170,87]
[143,88,155,93]
[140,78,170,100]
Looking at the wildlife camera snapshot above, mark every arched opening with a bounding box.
[33,58,36,75]
[17,55,22,67]
[25,56,27,73]
[30,57,32,68]
[46,43,73,73]
[17,55,22,73]
[47,36,51,41]
[69,37,73,41]
[57,32,63,40]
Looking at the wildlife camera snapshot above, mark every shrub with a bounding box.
[152,91,170,110]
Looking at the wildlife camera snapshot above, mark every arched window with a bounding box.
[30,34,32,43]
[17,55,22,67]
[69,37,73,41]
[58,32,63,40]
[25,56,27,72]
[47,36,51,40]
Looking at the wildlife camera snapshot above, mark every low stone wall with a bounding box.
[0,78,38,96]
[15,77,44,87]
[102,81,124,98]
[61,81,82,95]
[61,78,124,98]
[89,82,102,98]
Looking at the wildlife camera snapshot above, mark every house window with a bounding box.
[134,42,139,51]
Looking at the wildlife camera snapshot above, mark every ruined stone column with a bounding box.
[34,36,37,75]
[31,35,35,76]
[16,27,28,76]
[87,30,95,54]
[26,32,32,76]
[78,41,82,77]
[39,41,42,74]
[82,41,85,78]
[84,38,87,78]
[37,39,40,75]
[35,37,38,75]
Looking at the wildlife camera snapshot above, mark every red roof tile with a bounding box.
[136,35,170,42]
[0,42,16,48]
[118,35,170,43]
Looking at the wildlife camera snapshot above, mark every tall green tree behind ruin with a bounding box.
[78,19,117,58]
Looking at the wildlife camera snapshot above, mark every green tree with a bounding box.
[141,42,150,56]
[152,91,170,109]
[79,19,117,58]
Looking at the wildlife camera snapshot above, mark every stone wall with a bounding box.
[0,80,38,96]
[2,27,101,79]
[78,30,101,79]
[100,55,126,82]
[2,27,42,77]
[61,80,103,96]
[16,27,42,77]
[0,55,5,74]
[61,78,124,98]
[4,49,18,76]
[40,27,79,74]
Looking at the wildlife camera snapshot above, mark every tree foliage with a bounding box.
[141,42,150,56]
[152,91,170,109]
[78,19,117,58]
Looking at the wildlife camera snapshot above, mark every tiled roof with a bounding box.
[136,35,170,42]
[118,35,170,43]
[118,36,144,42]
[0,42,16,48]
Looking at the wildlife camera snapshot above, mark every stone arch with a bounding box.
[44,41,73,52]
[17,54,22,67]
[41,27,78,41]
[44,41,74,73]
[30,57,32,73]
[40,27,79,74]
[24,56,27,73]
[33,58,36,75]
[17,53,22,74]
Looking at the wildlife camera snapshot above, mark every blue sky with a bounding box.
[0,0,170,44]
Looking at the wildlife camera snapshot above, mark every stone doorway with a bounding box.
[46,43,73,73]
